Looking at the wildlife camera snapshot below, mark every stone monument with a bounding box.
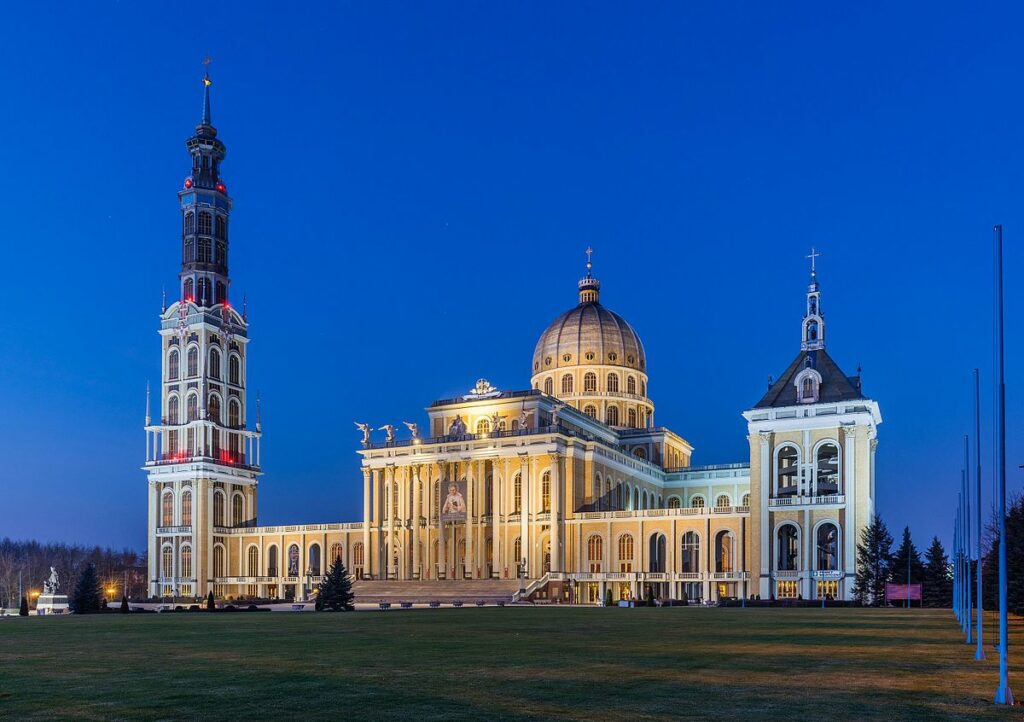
[36,567,69,615]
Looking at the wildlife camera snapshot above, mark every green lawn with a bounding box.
[0,607,1019,720]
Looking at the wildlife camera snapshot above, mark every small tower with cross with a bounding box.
[801,247,824,351]
[578,246,600,304]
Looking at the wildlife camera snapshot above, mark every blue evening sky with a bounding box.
[1,2,1021,551]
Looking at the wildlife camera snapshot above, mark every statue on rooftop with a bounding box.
[354,422,373,446]
[378,424,396,443]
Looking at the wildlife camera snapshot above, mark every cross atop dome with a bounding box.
[578,246,600,303]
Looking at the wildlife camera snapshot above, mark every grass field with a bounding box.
[0,607,1020,721]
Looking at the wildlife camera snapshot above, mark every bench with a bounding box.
[378,602,391,610]
[400,602,413,609]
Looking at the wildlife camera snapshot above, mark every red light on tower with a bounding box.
[184,178,193,189]
[216,182,226,193]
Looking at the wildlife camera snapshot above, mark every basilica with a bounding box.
[144,76,882,605]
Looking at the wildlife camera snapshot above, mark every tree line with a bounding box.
[0,538,146,609]
[853,517,951,607]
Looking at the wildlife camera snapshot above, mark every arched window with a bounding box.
[184,211,195,235]
[228,399,241,428]
[628,408,637,428]
[778,524,799,571]
[617,534,634,572]
[802,377,815,400]
[168,350,179,381]
[267,545,279,576]
[198,211,212,235]
[215,215,226,240]
[642,490,648,509]
[715,494,731,509]
[715,530,733,573]
[308,544,321,576]
[541,472,551,512]
[186,394,198,422]
[690,495,705,509]
[584,372,597,392]
[208,394,221,424]
[807,320,819,341]
[215,280,226,304]
[681,532,700,573]
[213,545,225,578]
[649,533,667,573]
[627,376,636,394]
[543,377,553,395]
[583,405,597,419]
[213,491,225,526]
[668,496,681,509]
[288,544,300,576]
[181,490,192,526]
[229,355,241,385]
[187,346,198,377]
[607,373,619,393]
[587,535,603,572]
[816,443,840,495]
[330,543,343,567]
[561,374,574,394]
[606,406,619,426]
[161,492,174,526]
[353,542,364,568]
[633,487,640,511]
[632,447,646,460]
[475,419,491,435]
[247,545,259,577]
[513,474,522,513]
[776,446,799,497]
[179,544,191,579]
[162,545,174,577]
[196,276,211,303]
[167,396,179,425]
[817,524,839,571]
[741,493,750,507]
[641,380,647,397]
[232,494,244,527]
[183,277,194,300]
[209,348,221,379]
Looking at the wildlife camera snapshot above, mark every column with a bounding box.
[551,453,561,572]
[147,482,158,596]
[438,461,447,580]
[843,426,858,600]
[803,508,812,599]
[465,460,474,579]
[529,457,538,576]
[361,467,370,579]
[491,459,500,579]
[519,457,529,578]
[386,465,395,579]
[758,431,771,598]
[412,465,421,579]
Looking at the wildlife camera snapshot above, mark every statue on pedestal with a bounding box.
[354,422,373,446]
[378,424,396,443]
[43,567,59,595]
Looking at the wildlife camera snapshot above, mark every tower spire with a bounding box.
[578,246,600,304]
[201,56,213,128]
[801,249,824,351]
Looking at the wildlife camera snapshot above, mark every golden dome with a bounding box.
[532,301,646,375]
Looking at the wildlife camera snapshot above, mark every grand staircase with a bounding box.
[352,579,521,605]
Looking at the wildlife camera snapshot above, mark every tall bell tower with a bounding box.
[144,68,263,600]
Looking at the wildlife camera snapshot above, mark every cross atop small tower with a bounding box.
[806,246,821,275]
[585,246,594,275]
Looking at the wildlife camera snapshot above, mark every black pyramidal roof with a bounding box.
[755,348,862,409]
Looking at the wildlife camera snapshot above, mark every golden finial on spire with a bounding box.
[202,56,213,85]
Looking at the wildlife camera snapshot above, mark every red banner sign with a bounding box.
[885,583,923,601]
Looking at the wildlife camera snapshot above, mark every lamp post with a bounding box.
[975,369,984,660]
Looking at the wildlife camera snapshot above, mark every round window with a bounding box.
[585,352,595,361]
[544,356,552,366]
[608,352,618,362]
[562,354,571,363]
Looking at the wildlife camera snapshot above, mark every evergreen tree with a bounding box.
[315,557,354,611]
[19,596,28,616]
[206,590,215,611]
[119,594,130,613]
[70,563,103,614]
[923,536,951,608]
[853,515,893,606]
[892,526,925,584]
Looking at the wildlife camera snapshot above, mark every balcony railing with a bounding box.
[147,451,258,471]
[769,494,845,508]
[156,525,192,534]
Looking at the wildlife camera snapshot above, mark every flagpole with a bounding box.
[974,368,985,659]
[964,437,972,643]
[993,224,1013,705]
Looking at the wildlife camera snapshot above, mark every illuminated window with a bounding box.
[816,580,838,600]
[353,543,364,577]
[587,535,603,572]
[247,546,259,576]
[209,348,221,379]
[181,545,192,579]
[541,472,551,512]
[161,492,174,526]
[181,490,192,526]
[168,350,179,380]
[561,374,574,394]
[617,534,634,572]
[476,419,491,435]
[606,406,619,426]
[777,580,799,599]
[607,373,619,392]
[330,543,343,566]
[584,372,597,392]
[513,474,522,513]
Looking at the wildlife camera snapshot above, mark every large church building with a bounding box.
[145,77,882,605]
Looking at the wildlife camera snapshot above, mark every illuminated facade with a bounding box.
[145,79,880,604]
